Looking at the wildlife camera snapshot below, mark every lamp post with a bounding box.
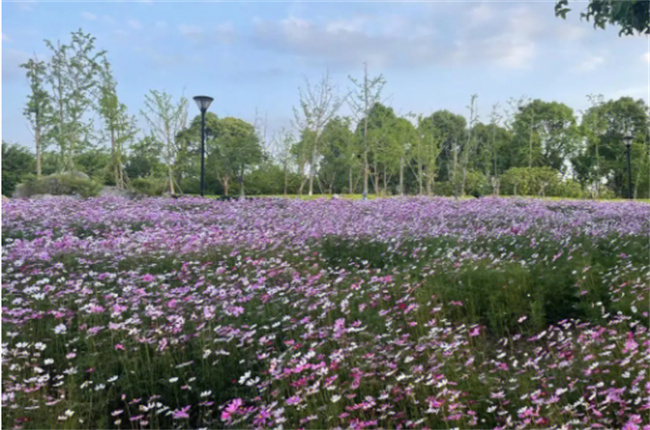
[623,131,633,199]
[193,95,214,197]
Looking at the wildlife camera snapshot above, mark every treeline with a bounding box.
[3,29,650,199]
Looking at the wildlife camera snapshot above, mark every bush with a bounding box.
[13,172,102,198]
[500,167,561,196]
[129,177,168,196]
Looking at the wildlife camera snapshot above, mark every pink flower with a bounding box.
[141,273,155,282]
[221,398,243,423]
[469,326,481,337]
[286,395,301,405]
[114,343,125,351]
[172,405,190,419]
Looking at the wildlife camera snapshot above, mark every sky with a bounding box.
[2,0,649,151]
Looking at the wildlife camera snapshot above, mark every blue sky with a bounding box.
[2,0,649,151]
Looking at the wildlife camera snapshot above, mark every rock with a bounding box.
[31,194,56,200]
[100,186,133,198]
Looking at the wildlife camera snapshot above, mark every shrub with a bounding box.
[129,177,168,196]
[13,172,102,198]
[500,167,561,196]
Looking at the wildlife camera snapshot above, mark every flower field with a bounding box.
[2,196,649,429]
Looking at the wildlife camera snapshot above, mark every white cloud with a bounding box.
[179,24,204,41]
[215,23,236,44]
[81,11,97,21]
[556,25,587,42]
[643,52,650,64]
[128,20,142,30]
[3,33,11,42]
[574,55,605,72]
[467,3,493,26]
[155,20,168,30]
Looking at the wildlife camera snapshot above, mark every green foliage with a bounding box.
[129,177,168,196]
[555,0,650,35]
[500,166,562,196]
[43,29,106,172]
[14,172,102,198]
[2,142,35,196]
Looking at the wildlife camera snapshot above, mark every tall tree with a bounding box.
[510,100,578,173]
[293,71,345,196]
[414,115,443,195]
[97,58,137,189]
[460,94,479,196]
[141,90,188,195]
[421,110,466,183]
[43,29,105,172]
[20,56,51,177]
[579,97,649,197]
[348,63,386,198]
[319,117,355,194]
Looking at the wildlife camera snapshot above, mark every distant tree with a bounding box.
[97,58,137,189]
[509,100,578,174]
[348,63,386,198]
[420,110,466,183]
[293,71,345,196]
[392,116,417,196]
[211,117,263,196]
[43,29,105,172]
[319,117,355,194]
[414,115,443,195]
[579,97,649,197]
[460,94,479,196]
[2,142,35,196]
[126,136,165,179]
[555,0,650,36]
[140,90,188,194]
[20,56,51,178]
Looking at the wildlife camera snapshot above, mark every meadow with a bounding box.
[2,196,649,429]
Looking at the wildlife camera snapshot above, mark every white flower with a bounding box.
[44,359,54,366]
[169,377,178,383]
[331,395,341,403]
[54,324,67,335]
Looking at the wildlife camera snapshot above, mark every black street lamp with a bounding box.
[623,131,633,200]
[193,95,214,197]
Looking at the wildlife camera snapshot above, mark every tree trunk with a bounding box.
[223,177,230,196]
[308,142,317,196]
[362,150,369,198]
[35,125,42,178]
[399,156,404,196]
[418,162,423,195]
[240,165,245,197]
[348,168,353,195]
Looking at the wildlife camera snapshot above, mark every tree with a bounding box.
[392,116,417,196]
[97,58,137,189]
[20,56,51,178]
[555,0,650,36]
[509,100,578,173]
[293,71,345,196]
[211,117,263,196]
[421,110,466,183]
[414,115,443,195]
[348,63,386,198]
[44,29,105,172]
[141,90,188,195]
[126,136,165,179]
[319,117,356,194]
[2,142,35,196]
[578,97,649,197]
[460,94,479,196]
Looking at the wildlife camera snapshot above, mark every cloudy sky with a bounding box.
[2,0,649,149]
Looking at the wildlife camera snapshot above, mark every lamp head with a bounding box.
[193,95,213,113]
